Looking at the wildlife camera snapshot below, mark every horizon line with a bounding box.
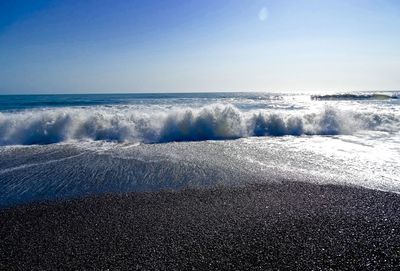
[0,89,399,96]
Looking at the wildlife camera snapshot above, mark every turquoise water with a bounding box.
[0,92,274,111]
[1,91,398,111]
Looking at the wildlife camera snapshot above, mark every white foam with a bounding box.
[0,104,398,145]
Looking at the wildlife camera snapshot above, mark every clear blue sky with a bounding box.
[0,0,399,93]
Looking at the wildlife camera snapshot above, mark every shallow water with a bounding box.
[0,92,399,206]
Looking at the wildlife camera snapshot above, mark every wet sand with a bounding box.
[1,182,400,270]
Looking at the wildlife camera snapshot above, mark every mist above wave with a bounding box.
[0,104,396,145]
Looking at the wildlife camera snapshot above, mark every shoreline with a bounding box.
[1,181,400,270]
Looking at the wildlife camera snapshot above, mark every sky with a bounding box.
[0,0,399,94]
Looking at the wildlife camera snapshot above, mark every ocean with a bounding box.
[0,92,399,207]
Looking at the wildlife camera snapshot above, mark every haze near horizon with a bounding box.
[1,0,399,94]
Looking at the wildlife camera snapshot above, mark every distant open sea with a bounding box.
[0,91,399,207]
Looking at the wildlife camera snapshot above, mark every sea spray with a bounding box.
[0,104,397,145]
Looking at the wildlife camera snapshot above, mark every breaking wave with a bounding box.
[312,93,399,101]
[0,104,397,145]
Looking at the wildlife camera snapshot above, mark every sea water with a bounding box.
[0,92,399,206]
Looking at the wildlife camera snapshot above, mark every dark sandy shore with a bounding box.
[1,182,400,270]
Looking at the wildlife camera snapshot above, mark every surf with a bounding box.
[0,104,397,145]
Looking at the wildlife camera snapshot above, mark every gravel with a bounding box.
[1,181,400,270]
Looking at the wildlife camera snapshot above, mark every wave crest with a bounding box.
[0,105,396,145]
[312,93,399,101]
